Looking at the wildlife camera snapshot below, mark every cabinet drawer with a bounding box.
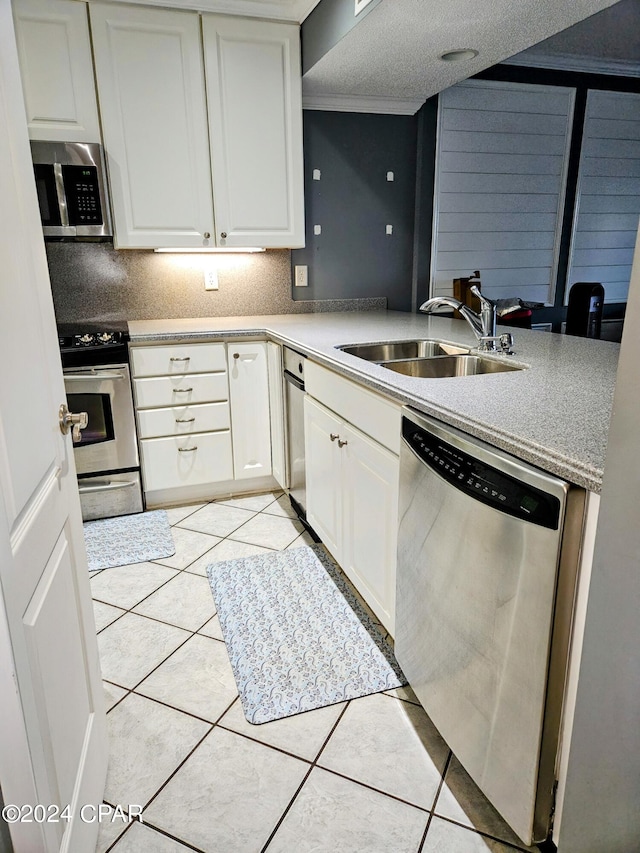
[137,401,230,439]
[140,431,233,492]
[130,343,227,377]
[134,372,228,409]
[305,361,401,455]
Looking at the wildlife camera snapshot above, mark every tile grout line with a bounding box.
[259,701,352,853]
[418,750,452,852]
[426,811,542,853]
[138,694,239,813]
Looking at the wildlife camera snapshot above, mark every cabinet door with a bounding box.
[267,341,287,489]
[13,0,100,141]
[227,342,272,480]
[342,422,399,634]
[304,396,342,559]
[90,3,215,249]
[202,15,304,248]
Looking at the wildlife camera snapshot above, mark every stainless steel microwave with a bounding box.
[30,141,112,239]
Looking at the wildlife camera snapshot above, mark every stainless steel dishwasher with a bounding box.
[395,408,585,846]
[283,346,307,519]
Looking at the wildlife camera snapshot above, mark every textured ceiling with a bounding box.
[302,0,623,103]
[516,0,640,63]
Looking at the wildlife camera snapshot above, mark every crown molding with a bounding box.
[302,93,425,114]
[505,53,640,78]
[99,0,320,23]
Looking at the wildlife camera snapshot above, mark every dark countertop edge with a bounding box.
[128,324,604,493]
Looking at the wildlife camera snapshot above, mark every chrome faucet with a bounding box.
[419,285,513,353]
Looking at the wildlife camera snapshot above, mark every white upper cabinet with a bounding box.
[88,4,304,250]
[89,3,215,249]
[202,15,305,248]
[12,0,101,142]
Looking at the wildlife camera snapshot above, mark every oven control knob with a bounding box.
[77,334,95,346]
[97,332,115,344]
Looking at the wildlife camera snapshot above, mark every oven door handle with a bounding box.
[77,480,138,494]
[64,371,127,381]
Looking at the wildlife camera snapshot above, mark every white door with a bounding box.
[202,14,305,248]
[90,3,215,249]
[0,4,107,851]
[341,423,399,634]
[227,342,272,480]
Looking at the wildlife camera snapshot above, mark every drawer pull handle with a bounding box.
[338,438,348,448]
[330,433,339,442]
[178,446,198,452]
[175,417,196,423]
[173,388,193,393]
[170,356,190,362]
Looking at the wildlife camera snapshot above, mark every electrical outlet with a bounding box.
[294,265,308,287]
[204,268,218,290]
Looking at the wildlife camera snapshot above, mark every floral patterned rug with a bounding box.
[207,544,406,724]
[83,510,175,571]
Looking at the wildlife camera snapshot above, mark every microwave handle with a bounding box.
[53,163,69,227]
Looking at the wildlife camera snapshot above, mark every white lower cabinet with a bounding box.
[227,342,272,481]
[139,431,233,493]
[305,394,399,634]
[131,340,274,505]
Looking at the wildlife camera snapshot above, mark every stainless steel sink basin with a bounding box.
[338,340,470,362]
[381,354,525,378]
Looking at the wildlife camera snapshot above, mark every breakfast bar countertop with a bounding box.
[128,310,621,493]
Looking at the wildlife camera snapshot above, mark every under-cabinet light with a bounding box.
[154,247,266,253]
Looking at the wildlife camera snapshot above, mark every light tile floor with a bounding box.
[91,491,547,853]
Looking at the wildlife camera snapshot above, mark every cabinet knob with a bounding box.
[338,438,348,448]
[220,232,227,239]
[203,232,210,239]
[233,352,240,359]
[330,433,339,442]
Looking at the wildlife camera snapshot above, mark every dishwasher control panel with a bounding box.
[402,417,560,529]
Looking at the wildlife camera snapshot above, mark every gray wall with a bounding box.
[291,110,418,311]
[301,0,383,74]
[46,243,385,327]
[557,226,640,851]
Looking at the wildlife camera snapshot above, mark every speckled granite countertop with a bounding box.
[128,311,620,493]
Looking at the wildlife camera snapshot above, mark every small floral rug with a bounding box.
[83,510,175,571]
[207,544,406,724]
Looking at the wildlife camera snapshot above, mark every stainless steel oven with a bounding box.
[60,329,143,520]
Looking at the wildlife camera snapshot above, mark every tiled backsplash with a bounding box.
[46,242,385,326]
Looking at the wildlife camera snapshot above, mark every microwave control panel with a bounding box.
[61,165,104,226]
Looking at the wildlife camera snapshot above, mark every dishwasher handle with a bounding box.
[284,370,305,393]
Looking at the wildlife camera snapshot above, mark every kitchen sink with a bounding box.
[338,340,470,362]
[381,354,525,378]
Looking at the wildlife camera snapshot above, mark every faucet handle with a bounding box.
[469,284,494,307]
